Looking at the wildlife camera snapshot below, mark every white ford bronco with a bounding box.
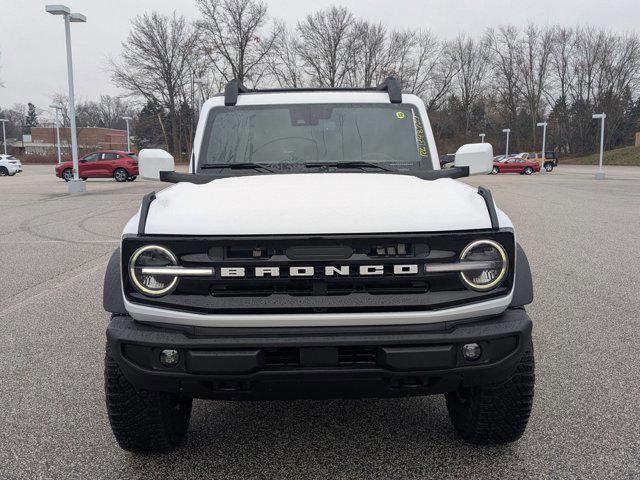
[103,78,534,452]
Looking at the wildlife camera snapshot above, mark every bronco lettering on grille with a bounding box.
[219,265,420,278]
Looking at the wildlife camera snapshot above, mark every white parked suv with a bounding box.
[0,154,23,176]
[103,78,535,453]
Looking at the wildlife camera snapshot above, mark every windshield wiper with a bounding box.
[200,162,274,173]
[304,161,394,172]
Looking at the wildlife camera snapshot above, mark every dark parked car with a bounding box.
[55,150,138,182]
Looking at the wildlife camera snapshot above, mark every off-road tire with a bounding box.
[113,168,128,182]
[104,345,192,453]
[445,340,534,445]
[0,167,7,176]
[491,166,499,174]
[62,168,73,181]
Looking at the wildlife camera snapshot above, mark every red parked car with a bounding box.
[55,150,138,182]
[491,157,540,175]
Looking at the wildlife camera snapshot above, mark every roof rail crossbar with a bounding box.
[222,77,403,104]
[224,79,249,106]
[376,76,402,103]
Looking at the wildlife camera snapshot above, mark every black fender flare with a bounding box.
[103,248,127,314]
[510,243,534,307]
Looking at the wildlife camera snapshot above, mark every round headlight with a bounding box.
[459,239,508,291]
[129,245,179,296]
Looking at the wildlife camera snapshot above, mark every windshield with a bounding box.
[198,103,431,171]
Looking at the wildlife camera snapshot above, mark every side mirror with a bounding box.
[454,143,493,176]
[139,149,175,180]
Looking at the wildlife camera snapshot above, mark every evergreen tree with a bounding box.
[25,102,39,128]
[134,101,168,150]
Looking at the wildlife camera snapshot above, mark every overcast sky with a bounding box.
[1,0,639,117]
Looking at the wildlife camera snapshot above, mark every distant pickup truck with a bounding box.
[527,152,558,172]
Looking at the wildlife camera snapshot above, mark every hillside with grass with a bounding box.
[564,145,640,166]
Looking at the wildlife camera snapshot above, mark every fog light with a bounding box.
[462,343,482,361]
[159,349,180,367]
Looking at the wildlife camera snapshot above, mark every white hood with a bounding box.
[136,173,507,236]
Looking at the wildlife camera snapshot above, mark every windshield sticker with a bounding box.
[412,111,429,159]
[395,111,406,119]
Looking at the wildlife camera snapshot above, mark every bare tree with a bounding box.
[195,0,278,87]
[547,27,576,152]
[296,6,357,87]
[76,100,102,127]
[266,23,305,88]
[485,26,521,129]
[97,95,134,129]
[347,20,388,87]
[516,24,555,141]
[111,12,197,157]
[386,30,457,111]
[451,34,488,134]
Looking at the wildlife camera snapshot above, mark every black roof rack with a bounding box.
[223,76,403,106]
[224,79,249,106]
[375,76,402,103]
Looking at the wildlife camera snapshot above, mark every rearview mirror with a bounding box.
[454,143,493,176]
[139,149,175,180]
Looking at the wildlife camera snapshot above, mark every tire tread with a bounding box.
[104,345,192,453]
[446,341,535,444]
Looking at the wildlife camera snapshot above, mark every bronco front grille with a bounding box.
[122,231,515,314]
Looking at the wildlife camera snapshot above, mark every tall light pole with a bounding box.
[593,113,606,180]
[502,129,511,158]
[479,133,486,143]
[0,119,8,155]
[122,116,132,152]
[46,5,86,193]
[537,122,548,174]
[49,105,63,164]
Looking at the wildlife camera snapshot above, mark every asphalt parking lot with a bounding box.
[1,164,639,479]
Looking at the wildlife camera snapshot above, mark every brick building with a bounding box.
[14,126,131,155]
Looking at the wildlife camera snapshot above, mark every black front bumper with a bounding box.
[106,309,532,400]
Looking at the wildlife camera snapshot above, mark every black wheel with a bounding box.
[544,163,554,172]
[126,176,137,182]
[62,168,73,182]
[104,345,192,453]
[113,168,129,182]
[524,167,533,175]
[0,167,7,176]
[445,340,535,445]
[491,166,499,175]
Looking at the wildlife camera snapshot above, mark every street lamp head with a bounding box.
[45,4,71,15]
[122,116,133,121]
[49,104,63,110]
[537,122,548,127]
[69,12,86,22]
[0,119,9,122]
[502,129,511,133]
[592,113,606,119]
